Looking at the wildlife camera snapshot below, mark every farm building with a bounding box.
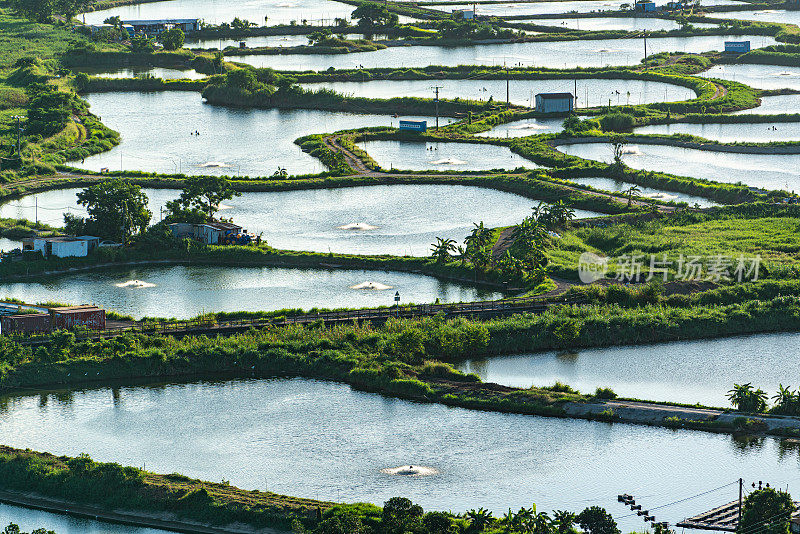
[452,9,475,19]
[724,41,751,54]
[399,120,427,132]
[168,222,251,245]
[535,92,574,114]
[1,305,106,335]
[123,19,200,35]
[635,1,657,11]
[23,236,100,258]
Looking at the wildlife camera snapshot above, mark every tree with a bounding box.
[431,237,457,263]
[727,383,768,413]
[466,508,494,533]
[308,29,333,46]
[554,510,577,534]
[624,185,641,208]
[57,0,91,20]
[130,34,155,52]
[772,384,799,416]
[599,112,635,133]
[26,86,84,137]
[422,512,453,534]
[609,134,628,172]
[75,180,151,242]
[9,0,54,22]
[381,497,423,534]
[577,507,620,534]
[168,175,240,221]
[738,488,794,534]
[159,28,185,50]
[352,2,399,29]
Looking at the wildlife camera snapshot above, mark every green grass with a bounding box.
[0,7,86,68]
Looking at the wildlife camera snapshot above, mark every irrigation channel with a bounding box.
[1,377,799,534]
[233,35,777,71]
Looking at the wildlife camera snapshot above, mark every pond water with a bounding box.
[82,0,355,27]
[186,33,385,49]
[456,332,798,406]
[74,92,439,177]
[709,9,800,26]
[0,504,166,534]
[358,140,540,171]
[301,77,697,108]
[0,264,501,319]
[236,35,776,71]
[0,238,22,252]
[71,66,206,80]
[0,185,544,256]
[433,0,740,17]
[733,94,800,116]
[475,117,565,138]
[558,142,800,191]
[0,377,798,534]
[518,16,716,31]
[633,121,800,143]
[702,63,800,91]
[565,176,720,207]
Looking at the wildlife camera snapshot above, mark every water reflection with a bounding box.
[0,377,796,533]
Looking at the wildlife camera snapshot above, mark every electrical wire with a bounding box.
[617,481,739,519]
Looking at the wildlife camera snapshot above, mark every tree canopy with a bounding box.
[167,176,240,222]
[159,28,185,50]
[738,488,795,534]
[70,180,152,242]
[351,3,399,29]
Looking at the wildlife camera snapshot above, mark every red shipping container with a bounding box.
[49,306,106,331]
[1,314,52,334]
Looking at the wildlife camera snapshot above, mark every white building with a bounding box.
[535,92,574,114]
[25,236,100,258]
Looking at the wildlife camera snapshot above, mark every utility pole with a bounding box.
[574,78,578,109]
[35,197,38,226]
[506,67,510,109]
[643,31,648,63]
[738,478,743,527]
[432,86,443,130]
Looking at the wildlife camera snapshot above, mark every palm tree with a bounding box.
[466,508,494,532]
[624,185,641,208]
[553,510,576,534]
[500,509,517,533]
[727,383,768,413]
[431,237,457,263]
[772,384,799,415]
[532,512,553,534]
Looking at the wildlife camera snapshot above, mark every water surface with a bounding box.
[702,64,800,91]
[518,16,715,31]
[0,504,165,534]
[558,142,800,190]
[187,33,382,49]
[359,140,540,171]
[633,121,800,143]
[456,332,799,406]
[733,94,800,116]
[710,9,800,25]
[0,377,798,534]
[83,0,355,26]
[236,35,776,71]
[0,185,544,256]
[71,67,206,80]
[476,117,565,138]
[301,77,697,108]
[434,0,740,16]
[75,92,438,177]
[0,264,500,319]
[565,176,719,207]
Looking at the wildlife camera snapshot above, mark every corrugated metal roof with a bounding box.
[536,92,574,99]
